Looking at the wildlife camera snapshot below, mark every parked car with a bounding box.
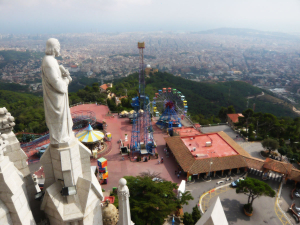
[295,192,300,198]
[217,180,224,185]
[295,206,300,212]
[231,178,244,187]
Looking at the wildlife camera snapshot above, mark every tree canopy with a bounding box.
[261,138,279,154]
[123,175,193,225]
[236,177,276,212]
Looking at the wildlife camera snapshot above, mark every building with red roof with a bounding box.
[100,83,113,93]
[227,113,243,127]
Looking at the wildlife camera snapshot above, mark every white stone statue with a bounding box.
[41,38,73,144]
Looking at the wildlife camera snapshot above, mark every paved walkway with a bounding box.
[195,173,283,225]
[70,104,182,192]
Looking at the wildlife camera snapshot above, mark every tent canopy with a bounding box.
[76,124,104,143]
[120,110,128,115]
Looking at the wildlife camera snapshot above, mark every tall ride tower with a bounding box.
[130,42,154,154]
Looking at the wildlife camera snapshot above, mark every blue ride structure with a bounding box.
[130,42,155,155]
[156,101,182,129]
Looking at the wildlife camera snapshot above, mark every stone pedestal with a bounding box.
[0,107,43,221]
[40,137,104,225]
[0,133,36,225]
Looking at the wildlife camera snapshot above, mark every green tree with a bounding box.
[192,205,201,223]
[176,191,194,212]
[261,138,279,154]
[218,107,228,120]
[183,212,194,225]
[236,177,276,213]
[124,175,181,225]
[227,105,236,114]
[278,147,287,161]
[240,108,254,133]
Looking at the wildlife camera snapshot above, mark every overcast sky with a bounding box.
[1,0,300,34]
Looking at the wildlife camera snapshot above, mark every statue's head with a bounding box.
[45,38,60,57]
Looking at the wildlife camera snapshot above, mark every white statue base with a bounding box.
[0,156,36,224]
[0,107,43,222]
[40,137,103,224]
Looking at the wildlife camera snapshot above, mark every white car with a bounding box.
[295,206,300,212]
[217,181,224,185]
[295,192,300,198]
[231,178,244,187]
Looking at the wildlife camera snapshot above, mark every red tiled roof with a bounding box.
[164,136,195,172]
[217,131,250,157]
[100,84,108,90]
[165,132,300,181]
[189,155,248,174]
[288,169,300,182]
[263,158,292,175]
[164,132,249,174]
[227,113,244,123]
[244,157,265,171]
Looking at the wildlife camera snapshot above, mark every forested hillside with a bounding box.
[0,71,298,134]
[111,71,297,119]
[0,83,107,134]
[0,90,46,133]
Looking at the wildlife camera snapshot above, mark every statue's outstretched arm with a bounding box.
[43,66,69,94]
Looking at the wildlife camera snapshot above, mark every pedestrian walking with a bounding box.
[177,173,180,179]
[161,157,163,163]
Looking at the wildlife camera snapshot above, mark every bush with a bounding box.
[240,131,247,136]
[248,136,255,141]
[256,136,263,141]
[244,203,253,213]
[260,151,269,157]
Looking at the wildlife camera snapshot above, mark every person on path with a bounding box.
[177,173,180,179]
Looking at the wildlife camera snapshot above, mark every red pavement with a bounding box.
[71,104,182,192]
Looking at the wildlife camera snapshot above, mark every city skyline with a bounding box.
[1,0,300,34]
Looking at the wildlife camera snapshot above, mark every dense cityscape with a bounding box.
[1,30,300,104]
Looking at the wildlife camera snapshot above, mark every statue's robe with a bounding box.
[41,55,73,144]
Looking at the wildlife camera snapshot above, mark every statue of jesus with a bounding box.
[41,38,73,144]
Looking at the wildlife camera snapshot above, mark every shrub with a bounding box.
[260,151,269,157]
[244,203,253,213]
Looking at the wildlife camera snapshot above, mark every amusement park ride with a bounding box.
[129,42,188,154]
[20,110,98,157]
[130,42,155,154]
[153,88,188,129]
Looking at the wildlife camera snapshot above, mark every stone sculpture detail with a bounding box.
[40,38,104,225]
[41,38,73,144]
[117,178,134,225]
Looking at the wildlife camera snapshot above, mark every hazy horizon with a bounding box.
[1,0,300,35]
